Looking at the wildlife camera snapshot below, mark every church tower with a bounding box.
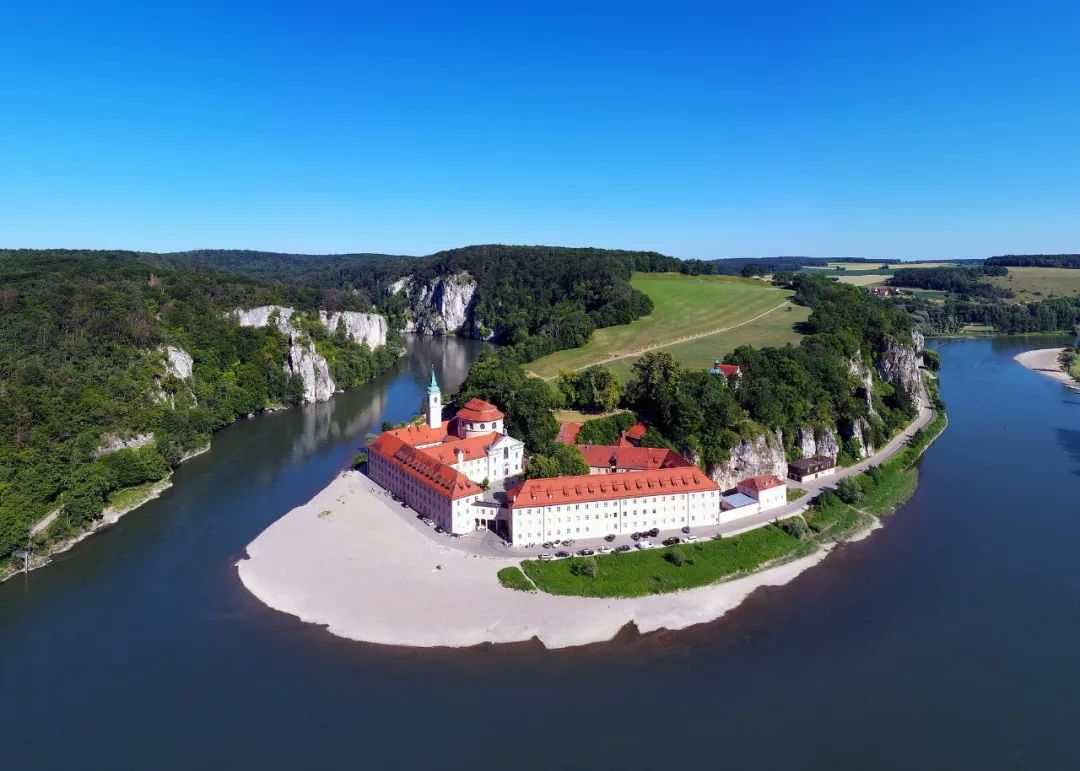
[426,367,442,429]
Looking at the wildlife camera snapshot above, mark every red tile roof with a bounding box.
[576,444,693,471]
[423,432,501,465]
[556,421,583,446]
[368,432,482,499]
[624,422,648,440]
[738,474,785,492]
[716,363,741,377]
[456,398,504,422]
[384,420,451,447]
[506,468,718,508]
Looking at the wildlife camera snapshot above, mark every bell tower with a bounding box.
[427,366,442,429]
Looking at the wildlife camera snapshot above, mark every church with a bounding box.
[366,369,525,534]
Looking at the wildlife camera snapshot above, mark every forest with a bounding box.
[887,265,1010,299]
[986,254,1080,269]
[0,250,401,567]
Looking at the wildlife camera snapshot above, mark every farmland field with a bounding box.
[526,273,795,379]
[988,267,1080,303]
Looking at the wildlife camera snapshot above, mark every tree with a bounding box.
[570,556,598,578]
[837,477,865,504]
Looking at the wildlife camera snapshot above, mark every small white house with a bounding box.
[736,474,787,512]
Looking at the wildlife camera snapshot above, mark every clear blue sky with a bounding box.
[2,1,1078,260]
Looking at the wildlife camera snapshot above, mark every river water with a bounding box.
[3,335,1079,769]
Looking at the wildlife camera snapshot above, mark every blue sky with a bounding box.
[1,1,1078,259]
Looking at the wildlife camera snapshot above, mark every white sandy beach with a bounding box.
[1015,348,1076,387]
[237,471,835,649]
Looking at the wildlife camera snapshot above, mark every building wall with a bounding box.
[449,443,524,485]
[368,452,482,534]
[459,417,504,438]
[789,466,836,483]
[738,483,787,512]
[507,490,721,547]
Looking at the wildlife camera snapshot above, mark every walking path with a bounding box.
[534,300,792,379]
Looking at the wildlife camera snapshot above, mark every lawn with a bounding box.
[527,273,796,379]
[521,525,811,598]
[988,267,1080,303]
[604,303,810,382]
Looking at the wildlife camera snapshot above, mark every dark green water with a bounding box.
[3,335,1080,769]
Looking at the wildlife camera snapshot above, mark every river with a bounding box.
[3,335,1079,769]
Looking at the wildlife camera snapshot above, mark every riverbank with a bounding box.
[1014,348,1077,386]
[238,379,945,648]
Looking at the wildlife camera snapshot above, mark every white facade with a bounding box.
[737,480,787,512]
[449,434,524,484]
[367,451,483,533]
[506,490,721,547]
[459,415,504,438]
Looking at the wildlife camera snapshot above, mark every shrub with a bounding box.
[665,547,687,566]
[352,453,368,469]
[779,517,809,539]
[837,477,866,505]
[569,556,598,578]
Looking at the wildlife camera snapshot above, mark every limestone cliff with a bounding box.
[232,305,387,403]
[152,345,195,407]
[389,271,493,338]
[795,426,840,460]
[876,333,924,401]
[317,310,388,350]
[707,433,788,491]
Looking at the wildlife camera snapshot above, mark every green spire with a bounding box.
[428,366,440,395]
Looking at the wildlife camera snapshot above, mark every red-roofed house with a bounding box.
[709,359,742,379]
[504,468,721,546]
[576,444,693,474]
[555,421,583,446]
[736,474,787,512]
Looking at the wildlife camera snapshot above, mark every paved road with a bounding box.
[381,376,937,560]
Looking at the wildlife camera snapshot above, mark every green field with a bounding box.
[527,273,796,379]
[604,303,810,382]
[988,267,1080,303]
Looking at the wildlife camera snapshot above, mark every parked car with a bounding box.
[616,545,632,553]
[542,542,554,549]
[563,539,575,546]
[401,501,409,508]
[596,546,613,555]
[648,528,660,538]
[450,532,460,538]
[630,532,642,541]
[683,534,699,543]
[636,540,655,550]
[554,551,571,559]
[423,518,434,528]
[681,526,692,534]
[604,534,616,542]
[552,539,563,547]
[538,553,554,561]
[578,548,595,556]
[662,536,680,546]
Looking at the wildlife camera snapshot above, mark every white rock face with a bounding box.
[287,342,336,403]
[848,356,878,418]
[162,345,193,380]
[708,433,788,491]
[94,432,155,458]
[394,272,480,336]
[232,305,388,403]
[876,333,923,401]
[233,305,298,337]
[318,311,387,350]
[796,427,841,460]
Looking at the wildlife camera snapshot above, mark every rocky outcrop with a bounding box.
[848,356,877,418]
[876,333,923,400]
[796,426,839,460]
[94,432,155,458]
[162,345,193,380]
[318,311,387,350]
[287,342,336,403]
[232,305,387,403]
[708,433,787,491]
[842,417,875,459]
[390,272,483,337]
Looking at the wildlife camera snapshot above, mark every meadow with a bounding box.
[988,267,1080,303]
[527,273,796,379]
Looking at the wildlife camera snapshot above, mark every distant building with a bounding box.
[617,421,648,447]
[367,368,525,533]
[787,456,837,483]
[709,359,741,380]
